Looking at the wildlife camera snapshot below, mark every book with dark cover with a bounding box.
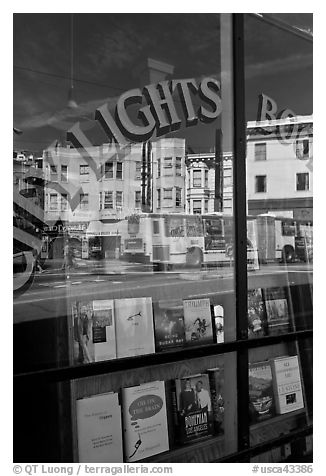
[174,374,214,443]
[249,361,275,424]
[183,298,214,346]
[248,288,268,338]
[212,304,224,343]
[153,300,185,352]
[207,367,224,433]
[264,287,291,335]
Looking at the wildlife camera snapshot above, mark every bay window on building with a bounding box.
[79,164,89,177]
[193,199,202,214]
[193,169,202,187]
[135,190,141,209]
[116,162,123,179]
[104,162,114,179]
[175,187,182,208]
[61,165,68,182]
[104,191,113,209]
[49,193,57,210]
[61,193,68,211]
[163,157,173,176]
[116,191,123,208]
[79,193,89,210]
[135,161,142,180]
[176,157,182,176]
[157,188,161,209]
[296,139,310,159]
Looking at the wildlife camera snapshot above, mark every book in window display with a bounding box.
[122,380,169,462]
[73,300,116,364]
[183,298,214,346]
[207,367,224,433]
[270,356,304,414]
[247,288,268,338]
[249,361,275,424]
[264,287,290,335]
[153,300,185,352]
[212,304,224,343]
[174,373,214,443]
[76,392,123,463]
[114,297,155,358]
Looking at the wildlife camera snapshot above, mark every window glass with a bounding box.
[14,13,237,463]
[244,12,313,452]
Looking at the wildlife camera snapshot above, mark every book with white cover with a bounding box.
[76,392,123,462]
[92,300,116,361]
[114,297,155,358]
[270,355,304,414]
[122,381,169,462]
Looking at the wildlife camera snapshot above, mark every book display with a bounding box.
[207,367,225,433]
[270,356,304,414]
[183,299,214,346]
[122,381,169,462]
[115,297,155,359]
[264,287,291,336]
[173,373,214,444]
[76,392,123,463]
[153,300,185,351]
[249,361,275,424]
[248,289,267,338]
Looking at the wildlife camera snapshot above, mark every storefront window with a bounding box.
[13,12,312,465]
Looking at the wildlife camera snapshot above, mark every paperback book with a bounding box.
[264,287,290,335]
[76,392,123,463]
[207,367,224,433]
[183,298,214,346]
[73,300,116,364]
[174,373,214,443]
[270,355,304,414]
[114,297,155,359]
[247,288,268,338]
[212,305,224,343]
[249,361,275,424]
[122,380,169,462]
[153,300,185,352]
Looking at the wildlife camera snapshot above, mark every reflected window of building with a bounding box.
[135,191,141,209]
[193,199,202,214]
[104,191,113,209]
[205,199,209,213]
[61,194,68,211]
[49,193,57,210]
[80,164,89,176]
[157,158,161,178]
[157,189,161,209]
[164,157,173,176]
[193,169,202,188]
[99,192,102,210]
[296,172,309,191]
[116,191,123,208]
[50,165,57,174]
[176,157,182,176]
[80,193,89,210]
[205,169,209,187]
[296,139,310,159]
[255,142,267,161]
[116,162,123,180]
[164,188,173,200]
[255,175,267,193]
[105,162,114,179]
[61,165,68,182]
[175,187,182,208]
[135,161,141,180]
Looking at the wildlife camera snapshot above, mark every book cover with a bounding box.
[212,304,224,343]
[207,367,224,433]
[174,373,214,443]
[122,380,169,462]
[270,355,304,414]
[73,300,116,363]
[249,361,275,424]
[264,287,290,335]
[92,300,116,361]
[114,297,155,358]
[76,392,123,463]
[153,300,185,352]
[183,298,214,346]
[248,288,268,338]
[73,301,95,364]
